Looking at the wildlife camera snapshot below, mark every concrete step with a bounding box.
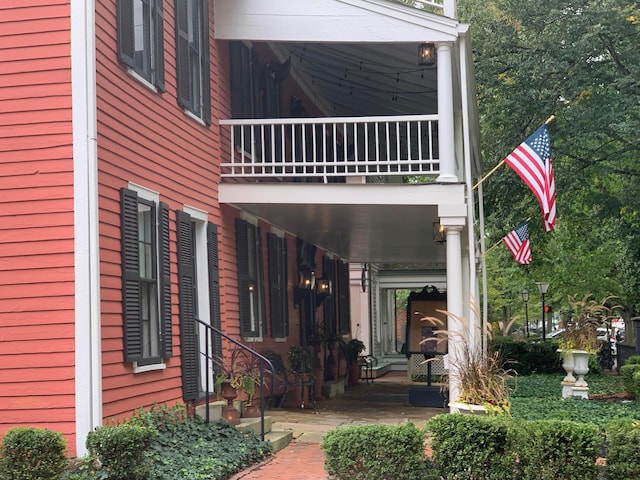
[265,429,294,452]
[237,416,273,436]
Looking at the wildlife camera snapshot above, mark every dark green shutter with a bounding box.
[116,0,135,68]
[174,0,192,110]
[176,210,199,401]
[256,226,266,336]
[207,222,222,358]
[200,0,211,124]
[154,0,165,91]
[236,219,253,336]
[159,202,173,358]
[120,188,142,362]
[338,260,351,334]
[269,234,289,338]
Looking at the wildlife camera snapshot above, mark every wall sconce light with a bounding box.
[418,43,436,66]
[298,267,316,290]
[433,222,446,244]
[315,278,333,296]
[315,278,332,307]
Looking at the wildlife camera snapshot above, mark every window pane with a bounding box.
[141,281,159,357]
[133,0,151,76]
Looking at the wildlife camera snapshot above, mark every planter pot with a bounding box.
[221,381,240,425]
[449,401,488,415]
[348,362,361,386]
[243,403,261,418]
[559,349,577,398]
[571,350,590,399]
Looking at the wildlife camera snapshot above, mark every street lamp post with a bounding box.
[522,289,530,337]
[536,282,550,341]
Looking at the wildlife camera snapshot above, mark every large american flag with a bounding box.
[504,125,556,231]
[502,222,532,265]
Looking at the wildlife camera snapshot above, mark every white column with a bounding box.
[438,204,466,407]
[436,42,458,183]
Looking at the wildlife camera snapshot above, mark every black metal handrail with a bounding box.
[195,318,276,441]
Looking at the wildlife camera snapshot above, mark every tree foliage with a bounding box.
[456,0,640,322]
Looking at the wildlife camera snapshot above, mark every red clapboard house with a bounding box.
[0,0,482,455]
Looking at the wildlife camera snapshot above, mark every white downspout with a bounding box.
[71,0,102,456]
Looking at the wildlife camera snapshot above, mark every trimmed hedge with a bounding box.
[510,419,600,480]
[427,414,515,480]
[0,427,67,480]
[492,337,562,375]
[619,363,640,399]
[321,423,431,480]
[605,419,640,480]
[86,423,155,480]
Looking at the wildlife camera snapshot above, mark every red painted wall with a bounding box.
[94,1,223,421]
[0,0,77,446]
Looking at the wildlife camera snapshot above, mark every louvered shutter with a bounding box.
[116,0,135,68]
[323,256,336,335]
[174,0,192,110]
[158,202,173,358]
[236,219,254,336]
[176,210,199,400]
[207,222,222,357]
[200,0,211,124]
[338,260,351,334]
[268,234,284,338]
[120,188,142,361]
[154,0,165,91]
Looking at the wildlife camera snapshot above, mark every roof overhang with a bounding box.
[220,183,466,264]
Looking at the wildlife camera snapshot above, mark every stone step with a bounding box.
[237,416,274,436]
[265,429,294,453]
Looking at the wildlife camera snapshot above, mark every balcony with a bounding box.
[220,114,440,183]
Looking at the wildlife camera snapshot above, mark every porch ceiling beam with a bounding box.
[219,183,465,207]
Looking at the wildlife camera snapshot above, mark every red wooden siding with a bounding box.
[0,0,76,445]
[94,0,223,422]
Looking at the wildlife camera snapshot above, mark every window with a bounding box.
[120,187,172,367]
[117,0,165,91]
[268,232,288,338]
[175,0,211,124]
[236,218,265,338]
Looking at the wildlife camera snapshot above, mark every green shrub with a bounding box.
[493,338,562,375]
[86,423,155,480]
[322,423,430,480]
[510,419,600,480]
[427,414,515,480]
[0,427,67,480]
[624,355,640,365]
[619,364,640,398]
[605,419,640,480]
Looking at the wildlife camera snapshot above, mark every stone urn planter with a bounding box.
[559,349,576,398]
[221,381,240,425]
[571,350,590,399]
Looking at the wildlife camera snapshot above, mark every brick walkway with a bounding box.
[229,372,444,480]
[229,441,327,480]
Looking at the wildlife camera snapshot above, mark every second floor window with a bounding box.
[175,0,211,124]
[117,0,165,91]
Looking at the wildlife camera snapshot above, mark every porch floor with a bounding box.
[267,371,446,443]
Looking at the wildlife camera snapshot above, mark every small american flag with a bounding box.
[502,222,532,265]
[504,125,556,231]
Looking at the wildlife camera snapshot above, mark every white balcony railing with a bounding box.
[220,115,440,182]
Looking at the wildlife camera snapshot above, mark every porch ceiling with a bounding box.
[220,183,465,264]
[271,42,439,118]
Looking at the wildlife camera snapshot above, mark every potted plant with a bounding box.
[557,294,618,398]
[344,339,366,385]
[288,345,314,375]
[420,309,513,414]
[213,346,248,425]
